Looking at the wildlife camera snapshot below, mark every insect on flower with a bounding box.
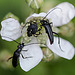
[2,36,43,68]
[1,36,29,67]
[22,8,62,50]
[0,2,75,72]
[7,42,26,68]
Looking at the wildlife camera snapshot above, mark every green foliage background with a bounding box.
[0,0,75,75]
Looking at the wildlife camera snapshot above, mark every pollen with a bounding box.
[21,17,48,45]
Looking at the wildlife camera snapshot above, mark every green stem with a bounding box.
[33,7,41,13]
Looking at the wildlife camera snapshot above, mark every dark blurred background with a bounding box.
[0,0,75,75]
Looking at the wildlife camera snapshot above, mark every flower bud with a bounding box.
[42,47,54,62]
[60,22,75,37]
[25,0,44,9]
[3,12,19,21]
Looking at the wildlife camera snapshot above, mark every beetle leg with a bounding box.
[20,53,32,59]
[7,57,13,62]
[34,26,42,37]
[50,22,53,27]
[37,26,42,31]
[52,32,60,44]
[22,50,28,52]
[34,32,42,37]
[53,32,64,52]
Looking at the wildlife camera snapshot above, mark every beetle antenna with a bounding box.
[43,7,62,20]
[1,36,20,45]
[1,36,47,47]
[21,22,31,33]
[24,43,47,47]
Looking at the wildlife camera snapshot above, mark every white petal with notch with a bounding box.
[1,18,22,41]
[19,38,43,72]
[46,2,75,26]
[25,12,46,22]
[46,37,75,60]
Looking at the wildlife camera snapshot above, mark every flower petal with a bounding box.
[1,18,22,41]
[19,38,43,72]
[26,12,46,22]
[46,37,74,60]
[46,2,75,26]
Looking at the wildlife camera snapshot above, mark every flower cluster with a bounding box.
[25,0,43,9]
[0,2,75,72]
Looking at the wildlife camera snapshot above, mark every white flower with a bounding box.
[47,2,75,26]
[0,2,75,72]
[19,37,43,72]
[1,18,22,41]
[46,37,74,59]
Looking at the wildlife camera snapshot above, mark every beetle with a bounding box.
[40,20,54,44]
[7,43,26,67]
[27,22,38,37]
[2,36,32,68]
